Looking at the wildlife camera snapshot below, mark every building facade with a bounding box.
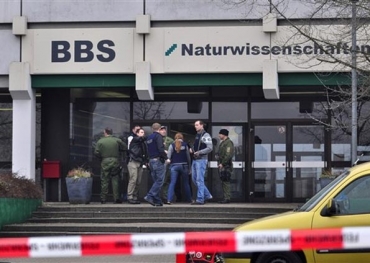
[0,0,367,203]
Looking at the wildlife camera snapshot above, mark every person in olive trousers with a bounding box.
[216,129,234,204]
[95,127,127,204]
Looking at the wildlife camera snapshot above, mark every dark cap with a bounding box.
[219,129,229,136]
[160,126,166,130]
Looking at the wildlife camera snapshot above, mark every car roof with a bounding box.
[349,161,370,175]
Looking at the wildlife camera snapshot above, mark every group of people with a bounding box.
[94,120,235,205]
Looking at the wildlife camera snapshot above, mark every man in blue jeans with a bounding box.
[144,122,169,206]
[191,120,213,205]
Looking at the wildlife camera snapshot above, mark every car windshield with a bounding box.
[296,170,350,212]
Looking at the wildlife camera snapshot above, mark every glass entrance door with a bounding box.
[209,125,245,202]
[252,125,287,201]
[252,123,326,202]
[291,124,325,201]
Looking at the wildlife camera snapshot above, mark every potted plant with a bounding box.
[319,169,337,189]
[65,167,93,204]
[0,172,43,229]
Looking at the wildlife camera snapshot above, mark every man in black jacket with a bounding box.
[127,128,148,204]
[144,123,169,206]
[127,124,141,149]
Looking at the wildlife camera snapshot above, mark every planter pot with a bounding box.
[0,198,42,229]
[319,178,334,189]
[66,177,93,204]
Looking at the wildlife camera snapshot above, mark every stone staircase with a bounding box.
[0,202,298,237]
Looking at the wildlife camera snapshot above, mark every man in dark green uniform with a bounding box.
[95,127,127,204]
[216,129,234,204]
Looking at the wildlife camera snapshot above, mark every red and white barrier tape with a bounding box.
[1,227,370,258]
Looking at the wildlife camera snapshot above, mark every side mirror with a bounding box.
[321,199,338,216]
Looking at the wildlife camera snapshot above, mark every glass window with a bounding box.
[253,125,286,198]
[357,102,370,162]
[331,131,351,162]
[331,101,351,162]
[331,101,370,162]
[133,101,208,120]
[92,102,130,139]
[334,175,370,215]
[252,102,301,119]
[251,101,327,120]
[0,103,12,166]
[292,125,325,198]
[36,103,41,161]
[212,102,248,122]
[70,101,130,168]
[0,102,41,171]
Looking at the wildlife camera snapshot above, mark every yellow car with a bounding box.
[224,162,370,263]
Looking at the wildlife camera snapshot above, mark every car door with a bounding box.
[312,175,370,263]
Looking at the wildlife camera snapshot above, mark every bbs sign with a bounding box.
[51,40,116,63]
[32,28,134,74]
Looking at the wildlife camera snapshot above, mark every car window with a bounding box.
[334,175,370,215]
[298,171,349,211]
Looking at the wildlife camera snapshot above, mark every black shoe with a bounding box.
[128,199,141,204]
[101,200,106,204]
[144,196,156,206]
[115,199,123,204]
[154,203,163,207]
[218,199,230,204]
[165,201,172,205]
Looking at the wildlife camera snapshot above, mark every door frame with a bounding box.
[250,120,328,202]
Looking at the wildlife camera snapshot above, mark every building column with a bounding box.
[9,62,36,180]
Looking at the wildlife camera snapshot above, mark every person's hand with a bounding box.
[166,159,171,164]
[218,164,223,169]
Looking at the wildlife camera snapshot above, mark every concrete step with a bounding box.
[0,202,299,238]
[37,202,296,213]
[31,211,274,219]
[27,217,255,224]
[0,222,238,237]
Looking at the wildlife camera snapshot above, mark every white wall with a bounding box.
[0,0,352,25]
[22,0,143,22]
[0,0,20,23]
[146,0,349,21]
[0,30,19,74]
[146,0,268,20]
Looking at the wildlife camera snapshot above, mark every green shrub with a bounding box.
[0,172,43,199]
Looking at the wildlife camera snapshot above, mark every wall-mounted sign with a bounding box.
[32,28,134,74]
[145,26,360,73]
